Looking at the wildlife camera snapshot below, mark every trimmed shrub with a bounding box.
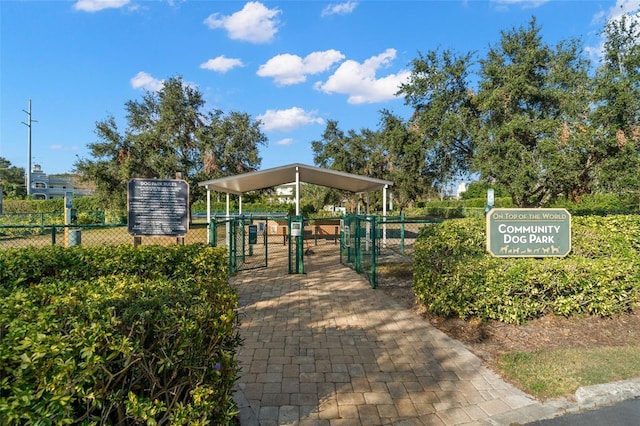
[0,244,240,424]
[413,216,640,324]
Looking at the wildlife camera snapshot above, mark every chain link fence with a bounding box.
[0,211,210,249]
[2,211,443,291]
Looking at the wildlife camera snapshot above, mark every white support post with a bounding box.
[206,187,211,244]
[239,195,243,215]
[366,192,370,215]
[365,192,370,251]
[295,166,300,216]
[226,193,230,247]
[383,185,388,248]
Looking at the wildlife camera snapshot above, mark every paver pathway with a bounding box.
[231,243,537,425]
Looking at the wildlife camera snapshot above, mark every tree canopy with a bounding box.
[0,157,26,199]
[473,18,592,207]
[397,49,478,193]
[393,16,638,207]
[311,119,391,211]
[75,76,267,210]
[72,14,639,212]
[590,14,640,196]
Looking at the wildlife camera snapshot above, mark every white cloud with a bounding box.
[276,138,295,146]
[607,0,640,26]
[609,0,640,18]
[257,50,345,86]
[257,107,325,132]
[130,72,164,91]
[321,1,358,17]
[200,56,244,73]
[315,48,410,104]
[204,1,281,44]
[73,0,130,12]
[50,144,79,152]
[584,43,604,64]
[587,0,639,63]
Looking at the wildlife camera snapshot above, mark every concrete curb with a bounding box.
[476,377,640,425]
[574,377,640,408]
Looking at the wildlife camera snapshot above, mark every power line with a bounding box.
[21,99,38,196]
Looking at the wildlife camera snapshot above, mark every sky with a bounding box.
[1,0,639,177]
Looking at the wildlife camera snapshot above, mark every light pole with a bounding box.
[21,99,37,196]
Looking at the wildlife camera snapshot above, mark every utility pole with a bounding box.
[21,99,37,196]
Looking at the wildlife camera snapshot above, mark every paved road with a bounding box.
[526,398,640,426]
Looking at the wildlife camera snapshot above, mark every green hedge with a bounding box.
[2,197,106,214]
[406,192,640,219]
[0,244,240,424]
[413,216,640,324]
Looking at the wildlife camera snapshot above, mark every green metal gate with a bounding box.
[341,215,378,288]
[341,215,442,289]
[210,214,308,275]
[211,215,270,274]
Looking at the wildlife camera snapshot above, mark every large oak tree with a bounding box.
[590,14,640,197]
[397,49,479,197]
[75,76,267,210]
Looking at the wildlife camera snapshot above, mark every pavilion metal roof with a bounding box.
[198,163,393,195]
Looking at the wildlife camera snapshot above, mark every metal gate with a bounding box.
[211,215,271,273]
[341,215,442,289]
[210,214,310,275]
[341,215,377,288]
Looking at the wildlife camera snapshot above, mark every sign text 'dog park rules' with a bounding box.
[128,178,189,237]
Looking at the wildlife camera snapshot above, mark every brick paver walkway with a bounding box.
[232,243,536,425]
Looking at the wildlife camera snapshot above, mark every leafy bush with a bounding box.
[550,193,640,215]
[190,199,291,215]
[0,244,240,424]
[413,216,640,324]
[406,197,514,218]
[2,197,124,225]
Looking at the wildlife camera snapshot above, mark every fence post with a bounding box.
[400,213,405,256]
[288,217,293,274]
[228,219,235,275]
[355,217,361,273]
[370,216,377,289]
[51,225,56,246]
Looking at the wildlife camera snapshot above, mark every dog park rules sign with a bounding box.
[128,178,189,237]
[486,208,571,257]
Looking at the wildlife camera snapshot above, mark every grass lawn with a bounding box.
[497,345,640,399]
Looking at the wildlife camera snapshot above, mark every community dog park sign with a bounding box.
[486,208,571,257]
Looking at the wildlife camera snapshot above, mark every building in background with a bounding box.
[28,164,94,200]
[456,181,468,199]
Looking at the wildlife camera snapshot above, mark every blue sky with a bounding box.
[1,0,639,176]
